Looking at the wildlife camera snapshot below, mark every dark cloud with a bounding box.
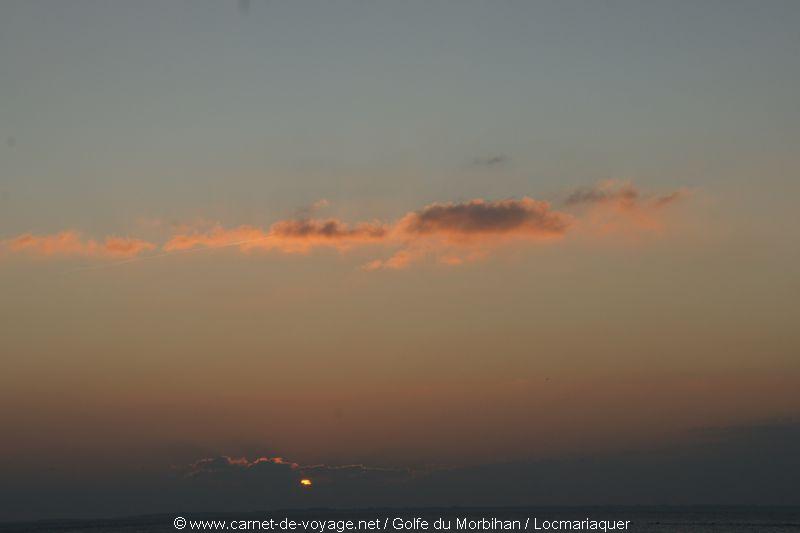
[652,190,685,208]
[300,463,413,487]
[472,155,509,167]
[362,198,572,269]
[564,182,686,210]
[399,198,571,238]
[183,456,411,487]
[186,456,297,477]
[270,219,388,240]
[2,420,798,521]
[565,183,640,207]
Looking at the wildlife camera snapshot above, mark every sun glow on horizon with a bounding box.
[300,478,312,487]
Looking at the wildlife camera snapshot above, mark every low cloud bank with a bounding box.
[1,420,797,521]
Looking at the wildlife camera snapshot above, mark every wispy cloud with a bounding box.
[5,231,156,258]
[472,154,509,167]
[564,181,689,234]
[292,198,331,219]
[565,181,687,210]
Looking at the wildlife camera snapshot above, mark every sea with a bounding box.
[1,507,799,533]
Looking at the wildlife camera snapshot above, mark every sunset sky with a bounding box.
[1,0,799,521]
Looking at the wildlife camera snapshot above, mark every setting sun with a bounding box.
[300,479,313,487]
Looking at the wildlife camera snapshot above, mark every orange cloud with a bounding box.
[163,198,584,270]
[5,231,155,258]
[362,249,420,271]
[163,219,388,254]
[269,219,388,253]
[2,185,688,267]
[103,236,157,257]
[162,225,268,252]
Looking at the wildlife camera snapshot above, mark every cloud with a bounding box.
[5,231,155,258]
[180,455,417,506]
[185,456,299,477]
[564,181,688,234]
[362,249,420,271]
[364,198,571,269]
[183,455,412,487]
[163,198,569,269]
[181,420,800,509]
[398,198,570,240]
[270,219,388,251]
[472,154,509,167]
[1,184,688,267]
[4,420,797,520]
[565,181,687,211]
[299,463,412,485]
[163,219,388,254]
[103,236,157,257]
[161,225,267,252]
[292,198,331,219]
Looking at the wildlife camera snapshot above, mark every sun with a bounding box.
[299,478,312,487]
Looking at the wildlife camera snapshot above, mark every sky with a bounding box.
[1,0,799,521]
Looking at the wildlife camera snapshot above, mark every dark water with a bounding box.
[2,507,799,533]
